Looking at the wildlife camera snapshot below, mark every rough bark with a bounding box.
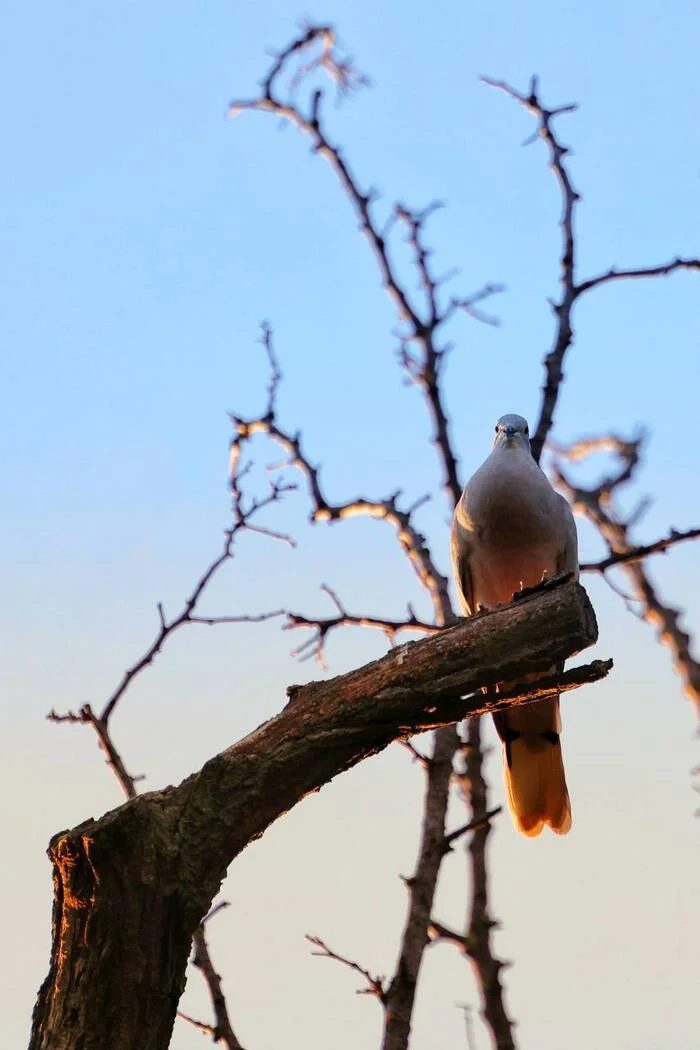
[30,578,606,1050]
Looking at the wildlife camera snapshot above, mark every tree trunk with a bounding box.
[29,578,608,1050]
[30,804,201,1050]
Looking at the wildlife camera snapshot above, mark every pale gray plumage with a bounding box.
[451,414,579,837]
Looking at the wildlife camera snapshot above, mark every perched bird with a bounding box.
[451,413,579,837]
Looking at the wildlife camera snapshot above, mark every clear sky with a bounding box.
[2,2,699,1048]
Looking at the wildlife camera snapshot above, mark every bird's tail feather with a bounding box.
[503,733,572,837]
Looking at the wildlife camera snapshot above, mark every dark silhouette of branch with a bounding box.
[47,430,295,797]
[230,324,454,626]
[400,740,431,768]
[461,719,515,1049]
[576,258,700,296]
[483,76,700,465]
[230,27,501,509]
[580,527,700,573]
[187,922,245,1050]
[442,807,503,853]
[306,935,387,1002]
[554,435,700,721]
[177,903,245,1050]
[481,75,579,466]
[281,584,439,666]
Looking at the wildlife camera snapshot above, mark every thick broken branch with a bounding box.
[31,579,605,1050]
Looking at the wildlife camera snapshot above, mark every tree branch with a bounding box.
[49,468,293,738]
[306,935,387,1002]
[482,75,579,465]
[575,257,700,296]
[554,437,700,721]
[31,579,607,1050]
[230,28,500,508]
[483,77,700,465]
[186,922,245,1050]
[580,527,700,573]
[460,719,515,1049]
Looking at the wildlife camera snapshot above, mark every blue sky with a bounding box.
[2,2,699,1048]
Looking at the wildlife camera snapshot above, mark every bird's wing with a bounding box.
[450,509,476,616]
[555,492,580,580]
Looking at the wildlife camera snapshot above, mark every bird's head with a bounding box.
[492,413,531,452]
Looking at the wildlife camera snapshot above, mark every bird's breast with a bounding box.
[461,458,562,607]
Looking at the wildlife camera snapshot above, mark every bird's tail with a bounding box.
[494,697,572,837]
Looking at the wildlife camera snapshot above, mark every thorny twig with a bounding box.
[482,76,700,465]
[229,326,454,627]
[282,584,439,667]
[427,724,516,1050]
[306,935,387,1002]
[48,435,296,795]
[178,912,246,1050]
[553,434,700,721]
[230,27,502,509]
[580,527,700,573]
[460,720,515,1049]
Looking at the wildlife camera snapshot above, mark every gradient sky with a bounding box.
[3,2,699,1049]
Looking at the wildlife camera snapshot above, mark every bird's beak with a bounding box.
[504,426,518,438]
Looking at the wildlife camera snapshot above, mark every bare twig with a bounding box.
[442,807,503,853]
[280,584,439,666]
[554,435,700,721]
[580,527,700,573]
[177,1011,218,1038]
[306,935,387,1002]
[482,75,579,466]
[483,77,700,464]
[46,702,143,799]
[460,719,516,1049]
[48,415,296,800]
[230,328,454,626]
[49,478,293,737]
[231,30,500,509]
[187,922,246,1050]
[400,740,431,769]
[576,257,700,296]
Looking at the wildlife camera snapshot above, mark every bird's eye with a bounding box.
[494,425,499,433]
[525,425,529,433]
